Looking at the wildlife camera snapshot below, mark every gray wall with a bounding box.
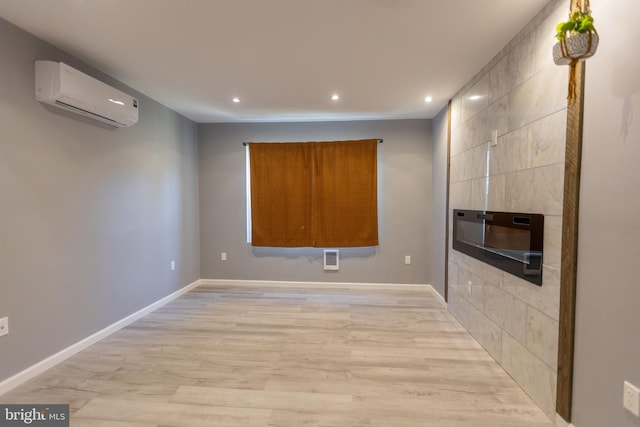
[199,120,432,284]
[0,18,200,383]
[429,106,448,298]
[572,0,640,426]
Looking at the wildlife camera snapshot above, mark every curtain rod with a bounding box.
[243,139,383,146]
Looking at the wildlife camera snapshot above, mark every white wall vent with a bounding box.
[324,250,339,271]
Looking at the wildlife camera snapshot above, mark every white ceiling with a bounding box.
[0,0,550,123]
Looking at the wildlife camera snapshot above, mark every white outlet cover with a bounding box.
[624,381,640,417]
[491,129,498,146]
[0,317,8,337]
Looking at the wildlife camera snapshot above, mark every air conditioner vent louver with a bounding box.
[324,250,339,271]
[54,100,122,125]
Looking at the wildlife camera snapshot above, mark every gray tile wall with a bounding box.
[447,0,566,418]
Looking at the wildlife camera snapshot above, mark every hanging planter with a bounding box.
[553,31,599,65]
[552,3,598,103]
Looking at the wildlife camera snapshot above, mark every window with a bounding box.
[246,139,378,247]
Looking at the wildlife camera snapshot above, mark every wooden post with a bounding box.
[556,0,586,421]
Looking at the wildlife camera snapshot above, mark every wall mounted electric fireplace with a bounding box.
[453,210,544,286]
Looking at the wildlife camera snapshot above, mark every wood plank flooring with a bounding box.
[0,284,554,426]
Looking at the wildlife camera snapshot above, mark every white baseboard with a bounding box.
[200,278,432,291]
[430,288,447,307]
[201,279,447,307]
[556,413,576,427]
[0,279,201,396]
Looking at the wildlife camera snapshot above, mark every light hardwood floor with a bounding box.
[1,284,554,426]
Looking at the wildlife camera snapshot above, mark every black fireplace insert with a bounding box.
[453,209,544,286]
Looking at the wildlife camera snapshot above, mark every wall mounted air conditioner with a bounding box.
[35,60,138,127]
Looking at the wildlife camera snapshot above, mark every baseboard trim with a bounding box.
[0,279,201,396]
[200,278,432,291]
[556,414,576,427]
[430,287,447,308]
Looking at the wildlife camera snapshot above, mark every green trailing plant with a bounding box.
[556,11,595,41]
[553,4,598,104]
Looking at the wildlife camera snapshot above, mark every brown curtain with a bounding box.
[249,143,313,247]
[249,139,378,247]
[312,140,378,247]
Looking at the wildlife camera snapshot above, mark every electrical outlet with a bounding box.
[466,280,472,294]
[624,381,640,417]
[0,317,8,337]
[221,252,227,261]
[404,255,411,265]
[170,260,176,271]
[491,129,498,146]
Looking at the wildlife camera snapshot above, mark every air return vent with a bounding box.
[324,250,339,271]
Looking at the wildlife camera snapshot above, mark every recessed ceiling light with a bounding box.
[331,94,340,101]
[232,97,240,103]
[424,96,433,103]
[469,95,482,101]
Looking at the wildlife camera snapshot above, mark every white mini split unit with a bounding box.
[35,60,138,127]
